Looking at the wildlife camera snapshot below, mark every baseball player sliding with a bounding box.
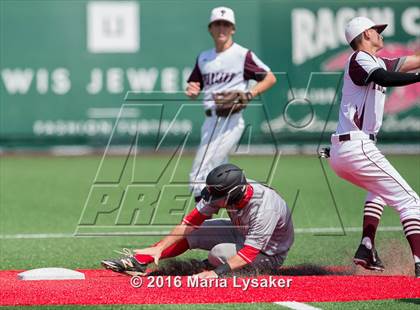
[328,17,420,277]
[101,164,294,278]
[185,7,277,202]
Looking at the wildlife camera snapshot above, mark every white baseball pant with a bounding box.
[186,219,285,270]
[189,112,245,198]
[329,134,420,222]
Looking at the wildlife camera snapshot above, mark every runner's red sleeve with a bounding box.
[237,245,260,263]
[182,208,209,227]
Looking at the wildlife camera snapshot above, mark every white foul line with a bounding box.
[274,301,322,310]
[294,226,401,233]
[0,233,74,239]
[0,226,402,239]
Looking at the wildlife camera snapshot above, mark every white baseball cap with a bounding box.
[345,16,387,44]
[209,7,235,26]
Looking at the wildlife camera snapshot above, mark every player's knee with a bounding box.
[208,243,237,267]
[396,194,420,221]
[399,204,420,222]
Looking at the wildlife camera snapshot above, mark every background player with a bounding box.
[101,164,294,278]
[185,7,277,202]
[328,17,420,277]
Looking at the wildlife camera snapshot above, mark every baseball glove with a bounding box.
[213,91,253,117]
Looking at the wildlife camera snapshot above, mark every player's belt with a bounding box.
[205,109,241,117]
[338,133,376,142]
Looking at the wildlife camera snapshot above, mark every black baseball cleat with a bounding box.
[101,255,148,276]
[415,262,420,278]
[353,244,385,271]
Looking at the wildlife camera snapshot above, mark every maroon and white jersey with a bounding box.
[188,43,270,109]
[336,51,405,135]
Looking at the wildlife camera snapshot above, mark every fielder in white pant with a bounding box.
[328,17,420,277]
[185,6,276,202]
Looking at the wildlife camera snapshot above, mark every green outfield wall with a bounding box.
[1,0,419,147]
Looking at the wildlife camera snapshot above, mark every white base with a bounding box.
[18,268,85,280]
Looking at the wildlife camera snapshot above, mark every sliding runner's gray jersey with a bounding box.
[196,180,294,256]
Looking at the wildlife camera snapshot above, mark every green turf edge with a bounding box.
[310,298,420,309]
[0,299,419,310]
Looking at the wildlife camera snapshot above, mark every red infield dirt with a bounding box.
[1,270,419,306]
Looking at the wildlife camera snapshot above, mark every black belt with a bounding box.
[338,133,376,142]
[205,109,241,117]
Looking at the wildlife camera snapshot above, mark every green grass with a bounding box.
[1,155,419,309]
[312,299,420,309]
[2,155,418,235]
[1,300,420,309]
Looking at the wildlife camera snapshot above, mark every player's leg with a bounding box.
[101,250,149,276]
[101,239,191,275]
[189,114,245,201]
[353,193,386,270]
[189,116,218,201]
[251,253,285,273]
[134,239,190,264]
[103,219,232,275]
[207,243,240,266]
[330,139,420,276]
[186,218,244,251]
[102,218,242,275]
[330,140,419,207]
[361,194,386,249]
[207,243,285,274]
[189,219,286,273]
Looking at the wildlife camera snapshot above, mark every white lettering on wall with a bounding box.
[401,7,420,36]
[36,68,49,94]
[107,68,124,93]
[292,9,316,66]
[2,67,197,95]
[292,7,395,65]
[1,69,34,94]
[87,68,103,94]
[126,68,158,93]
[52,68,71,95]
[1,68,71,95]
[161,67,179,93]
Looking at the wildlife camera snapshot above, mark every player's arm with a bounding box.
[133,224,194,264]
[185,57,203,99]
[249,71,277,98]
[367,54,420,87]
[368,69,420,87]
[157,208,209,250]
[186,82,201,99]
[399,53,420,73]
[135,208,209,264]
[194,245,260,278]
[223,245,260,271]
[199,206,281,278]
[243,51,277,98]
